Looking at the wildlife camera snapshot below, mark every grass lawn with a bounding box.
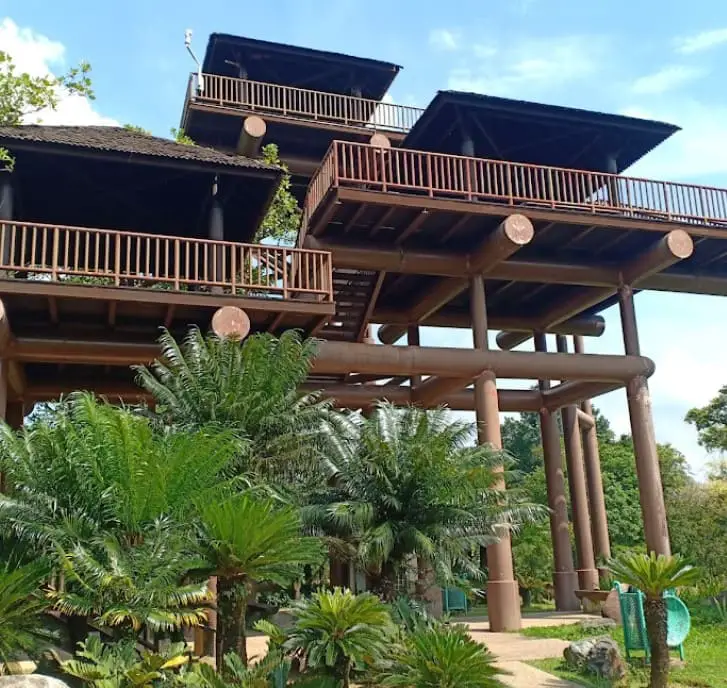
[523,620,727,687]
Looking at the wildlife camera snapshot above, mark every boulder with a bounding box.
[586,637,627,681]
[0,677,71,688]
[564,636,626,681]
[563,637,598,670]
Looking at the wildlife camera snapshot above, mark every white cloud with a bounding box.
[447,35,603,98]
[0,17,117,126]
[428,28,460,52]
[630,65,705,95]
[619,100,727,180]
[674,27,727,55]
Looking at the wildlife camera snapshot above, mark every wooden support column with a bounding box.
[0,172,13,269]
[619,285,671,556]
[556,335,598,591]
[534,333,580,611]
[209,192,224,293]
[573,335,611,572]
[470,274,520,631]
[407,325,421,388]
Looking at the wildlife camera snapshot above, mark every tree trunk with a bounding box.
[341,658,352,688]
[216,577,248,666]
[371,561,398,601]
[644,594,669,688]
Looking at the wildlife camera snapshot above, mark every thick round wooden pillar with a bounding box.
[556,336,598,591]
[619,286,671,556]
[573,335,611,572]
[470,275,520,631]
[534,334,580,610]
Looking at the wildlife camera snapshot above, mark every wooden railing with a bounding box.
[0,221,333,301]
[303,140,727,231]
[188,73,423,134]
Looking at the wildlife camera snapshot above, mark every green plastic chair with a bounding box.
[612,582,690,661]
[441,587,468,614]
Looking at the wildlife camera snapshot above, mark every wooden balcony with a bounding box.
[0,221,335,345]
[302,140,727,244]
[183,73,423,136]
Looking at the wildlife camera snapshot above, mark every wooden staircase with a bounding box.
[317,268,379,342]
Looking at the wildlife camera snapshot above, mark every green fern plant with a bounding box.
[281,588,395,688]
[0,561,51,671]
[58,635,190,688]
[378,623,507,688]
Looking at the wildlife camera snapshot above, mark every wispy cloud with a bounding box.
[0,18,117,126]
[448,35,604,98]
[631,65,705,95]
[428,28,460,52]
[618,99,727,180]
[674,27,727,54]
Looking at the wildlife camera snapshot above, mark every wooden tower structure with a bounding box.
[3,33,727,631]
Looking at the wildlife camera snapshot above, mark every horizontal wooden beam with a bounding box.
[374,310,605,337]
[22,378,543,412]
[377,214,534,344]
[311,236,727,296]
[10,338,655,384]
[496,229,694,350]
[311,342,653,382]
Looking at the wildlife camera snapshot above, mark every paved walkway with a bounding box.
[465,612,593,687]
[247,611,591,687]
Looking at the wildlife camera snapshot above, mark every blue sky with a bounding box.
[4,0,727,476]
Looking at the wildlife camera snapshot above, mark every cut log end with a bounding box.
[666,229,694,259]
[211,306,250,340]
[369,133,391,148]
[503,214,535,246]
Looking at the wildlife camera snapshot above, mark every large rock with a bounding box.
[586,637,627,681]
[0,677,71,688]
[564,636,626,681]
[563,637,598,670]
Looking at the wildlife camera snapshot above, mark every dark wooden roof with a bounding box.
[202,33,401,101]
[2,126,282,243]
[0,125,280,175]
[403,91,680,174]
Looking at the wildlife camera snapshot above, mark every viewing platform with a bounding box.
[0,220,334,342]
[183,74,423,138]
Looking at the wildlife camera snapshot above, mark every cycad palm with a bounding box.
[609,552,699,688]
[135,328,344,492]
[307,403,542,598]
[51,521,211,635]
[0,393,240,553]
[0,561,50,671]
[196,492,324,664]
[283,589,394,688]
[380,624,506,688]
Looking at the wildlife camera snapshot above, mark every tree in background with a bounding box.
[0,50,94,169]
[686,385,727,453]
[254,143,302,244]
[308,403,544,600]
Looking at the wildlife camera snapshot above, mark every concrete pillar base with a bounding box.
[487,579,521,631]
[553,571,581,612]
[577,568,599,591]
